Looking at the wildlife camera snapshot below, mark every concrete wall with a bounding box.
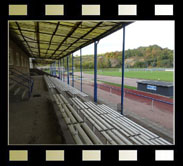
[9,39,30,74]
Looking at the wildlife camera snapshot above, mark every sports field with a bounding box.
[44,68,174,82]
[84,69,173,82]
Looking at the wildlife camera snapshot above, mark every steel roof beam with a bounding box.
[55,22,103,59]
[35,22,40,57]
[14,32,88,44]
[9,27,89,40]
[42,21,118,29]
[9,32,32,58]
[48,22,82,58]
[20,39,78,47]
[56,22,123,60]
[15,22,35,58]
[45,21,60,57]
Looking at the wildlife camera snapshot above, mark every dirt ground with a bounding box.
[9,76,63,144]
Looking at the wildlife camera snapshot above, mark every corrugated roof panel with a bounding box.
[9,21,133,64]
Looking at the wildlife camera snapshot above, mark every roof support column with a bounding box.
[52,62,55,76]
[80,49,82,92]
[72,53,74,87]
[67,56,69,85]
[121,26,126,115]
[63,58,65,82]
[54,61,56,76]
[52,63,54,75]
[52,62,54,76]
[60,59,62,80]
[94,41,98,103]
[50,64,52,75]
[58,60,61,79]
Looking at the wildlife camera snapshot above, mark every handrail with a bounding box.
[10,70,31,83]
[125,90,173,105]
[10,68,31,82]
[9,68,34,98]
[10,77,30,89]
[98,84,173,105]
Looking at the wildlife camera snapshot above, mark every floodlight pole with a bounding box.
[121,25,126,115]
[67,55,69,85]
[80,49,82,92]
[72,53,74,87]
[94,41,98,103]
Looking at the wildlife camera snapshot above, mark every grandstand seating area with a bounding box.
[44,75,171,145]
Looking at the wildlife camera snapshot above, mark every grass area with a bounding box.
[85,69,173,82]
[98,80,137,90]
[43,68,173,82]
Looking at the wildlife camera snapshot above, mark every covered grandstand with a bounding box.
[8,21,172,145]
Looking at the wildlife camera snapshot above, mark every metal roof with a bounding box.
[9,21,132,64]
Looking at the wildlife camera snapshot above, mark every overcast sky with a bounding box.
[73,21,174,56]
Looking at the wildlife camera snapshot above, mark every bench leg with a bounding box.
[92,126,96,132]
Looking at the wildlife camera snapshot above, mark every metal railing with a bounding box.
[9,68,34,98]
[97,84,173,105]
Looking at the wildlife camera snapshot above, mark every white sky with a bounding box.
[73,21,174,56]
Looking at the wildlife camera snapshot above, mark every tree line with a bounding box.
[62,45,174,69]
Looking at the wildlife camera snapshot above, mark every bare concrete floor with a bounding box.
[9,76,63,145]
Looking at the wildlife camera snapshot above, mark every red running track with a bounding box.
[96,83,173,113]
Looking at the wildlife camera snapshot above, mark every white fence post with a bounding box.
[151,99,154,111]
[110,87,112,95]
